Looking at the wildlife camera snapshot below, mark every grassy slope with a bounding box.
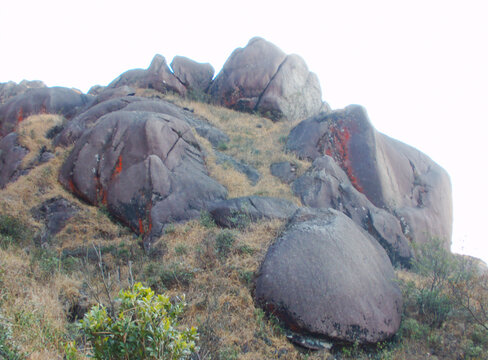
[0,92,486,359]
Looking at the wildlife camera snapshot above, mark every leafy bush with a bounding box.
[410,238,455,327]
[199,211,216,229]
[399,318,429,340]
[215,230,236,259]
[78,283,198,360]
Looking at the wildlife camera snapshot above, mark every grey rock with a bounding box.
[270,161,298,184]
[171,56,214,92]
[0,132,28,188]
[59,110,227,242]
[208,196,298,228]
[255,207,403,344]
[108,54,186,96]
[31,197,79,242]
[286,105,452,248]
[0,80,46,104]
[209,37,325,122]
[0,87,93,137]
[56,96,229,148]
[215,150,260,185]
[292,156,413,266]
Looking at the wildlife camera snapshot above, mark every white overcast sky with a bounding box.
[1,0,487,262]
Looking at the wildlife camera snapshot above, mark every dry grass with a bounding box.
[165,94,310,203]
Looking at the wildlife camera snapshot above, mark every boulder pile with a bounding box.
[0,37,453,348]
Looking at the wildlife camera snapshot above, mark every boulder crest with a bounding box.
[59,110,227,242]
[209,37,326,122]
[286,105,452,248]
[255,207,403,345]
[108,54,187,96]
[170,56,214,92]
[0,87,93,137]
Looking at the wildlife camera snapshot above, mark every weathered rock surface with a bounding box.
[292,156,413,265]
[208,196,298,228]
[0,132,28,188]
[31,197,79,242]
[208,37,325,121]
[0,80,46,104]
[59,110,227,241]
[214,151,260,185]
[108,54,186,96]
[255,207,403,344]
[286,105,452,248]
[0,87,93,137]
[92,85,136,104]
[270,161,298,184]
[55,96,229,148]
[171,56,214,92]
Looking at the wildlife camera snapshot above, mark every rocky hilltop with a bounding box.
[0,37,454,357]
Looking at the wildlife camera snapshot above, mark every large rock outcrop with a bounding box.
[0,80,46,104]
[0,87,92,137]
[171,56,214,92]
[208,37,325,122]
[292,156,413,265]
[55,96,229,148]
[59,110,227,241]
[286,105,452,248]
[255,207,402,344]
[107,54,187,96]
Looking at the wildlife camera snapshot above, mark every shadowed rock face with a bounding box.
[286,105,452,248]
[108,54,187,96]
[255,207,403,345]
[59,110,227,241]
[171,56,214,92]
[292,156,413,266]
[0,87,93,137]
[0,132,28,188]
[209,37,326,122]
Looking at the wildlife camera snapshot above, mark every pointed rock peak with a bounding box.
[148,54,168,74]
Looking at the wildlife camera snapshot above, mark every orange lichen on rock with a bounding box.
[326,123,363,193]
[17,108,23,124]
[113,155,123,177]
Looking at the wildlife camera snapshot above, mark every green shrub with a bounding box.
[416,288,451,328]
[215,230,235,259]
[144,262,195,291]
[199,211,216,229]
[399,318,428,340]
[78,283,198,360]
[0,214,29,244]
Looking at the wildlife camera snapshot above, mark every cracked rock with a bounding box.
[59,110,227,242]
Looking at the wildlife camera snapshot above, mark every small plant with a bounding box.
[215,230,236,259]
[199,211,216,229]
[78,283,198,360]
[216,142,228,151]
[174,244,188,256]
[0,214,29,244]
[144,262,195,291]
